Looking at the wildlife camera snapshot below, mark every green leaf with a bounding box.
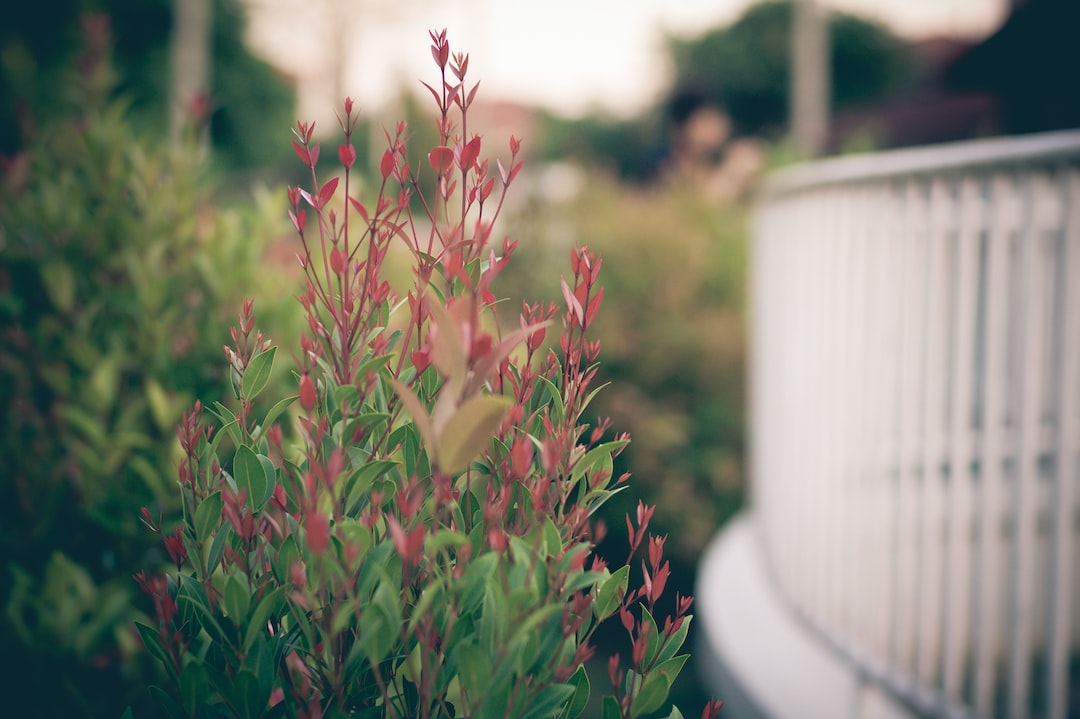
[41,260,75,312]
[594,565,630,620]
[208,418,240,461]
[194,492,223,543]
[179,662,210,716]
[177,575,227,642]
[343,458,399,513]
[601,695,622,719]
[234,669,268,719]
[223,574,251,625]
[207,525,232,576]
[148,685,187,719]
[631,670,670,718]
[259,394,297,435]
[244,587,285,652]
[135,622,174,676]
[257,453,277,506]
[334,383,359,410]
[273,535,299,585]
[543,516,563,556]
[451,641,493,704]
[406,582,445,635]
[458,552,498,613]
[437,393,512,473]
[359,602,396,666]
[479,584,508,654]
[580,380,612,416]
[654,654,689,689]
[664,706,686,719]
[655,616,693,666]
[522,683,575,719]
[562,664,590,719]
[641,606,660,666]
[233,444,269,511]
[584,484,630,516]
[570,439,629,486]
[424,528,469,555]
[242,346,277,400]
[536,375,565,422]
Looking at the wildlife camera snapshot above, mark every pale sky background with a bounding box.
[244,0,1009,124]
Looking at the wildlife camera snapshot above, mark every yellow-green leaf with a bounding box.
[436,394,511,473]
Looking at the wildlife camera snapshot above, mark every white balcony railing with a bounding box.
[717,130,1080,719]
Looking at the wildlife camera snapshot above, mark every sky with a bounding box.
[244,0,1009,124]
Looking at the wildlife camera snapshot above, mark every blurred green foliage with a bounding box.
[0,0,295,171]
[535,109,666,183]
[668,0,916,137]
[0,35,299,718]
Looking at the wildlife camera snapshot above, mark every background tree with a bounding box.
[667,0,915,138]
[0,0,295,170]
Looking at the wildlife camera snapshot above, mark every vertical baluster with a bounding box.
[1008,170,1054,719]
[1046,168,1080,719]
[915,176,952,694]
[825,184,852,637]
[895,177,928,680]
[878,178,907,676]
[942,175,984,707]
[974,171,1017,718]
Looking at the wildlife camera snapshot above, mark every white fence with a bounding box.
[752,130,1080,719]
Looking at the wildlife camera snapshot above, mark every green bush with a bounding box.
[0,36,299,718]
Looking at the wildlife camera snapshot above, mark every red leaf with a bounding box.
[586,287,604,326]
[508,160,524,184]
[446,83,461,108]
[338,143,356,168]
[348,196,370,223]
[291,140,310,167]
[289,209,306,233]
[428,146,455,176]
[419,80,441,105]
[560,277,583,325]
[380,149,395,180]
[458,135,481,171]
[308,143,321,167]
[480,176,495,201]
[487,527,508,552]
[306,512,329,557]
[299,373,316,411]
[330,247,344,274]
[466,81,480,108]
[318,177,339,207]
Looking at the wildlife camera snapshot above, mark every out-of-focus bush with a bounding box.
[502,172,748,568]
[0,30,299,718]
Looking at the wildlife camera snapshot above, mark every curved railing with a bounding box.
[751,130,1080,719]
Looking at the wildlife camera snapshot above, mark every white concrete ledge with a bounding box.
[695,512,916,719]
